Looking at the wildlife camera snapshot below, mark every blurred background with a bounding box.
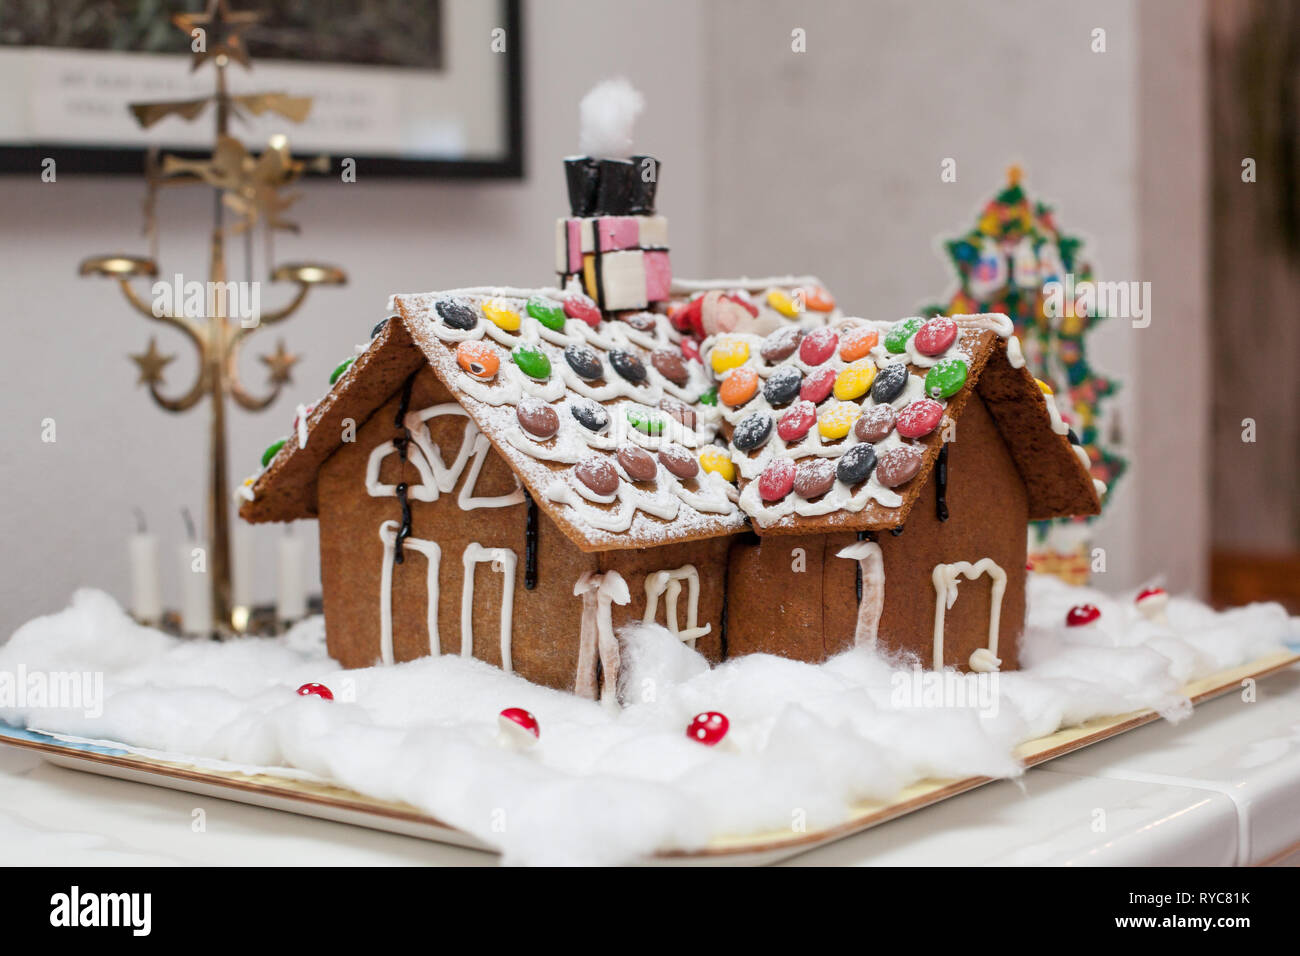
[0,0,1296,635]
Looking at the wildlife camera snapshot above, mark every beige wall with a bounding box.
[0,0,1209,634]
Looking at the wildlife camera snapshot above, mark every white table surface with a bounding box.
[2,665,1298,867]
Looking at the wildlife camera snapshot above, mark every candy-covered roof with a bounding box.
[240,286,1101,549]
[241,278,838,551]
[702,312,1104,536]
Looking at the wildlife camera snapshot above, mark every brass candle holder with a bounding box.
[78,0,345,636]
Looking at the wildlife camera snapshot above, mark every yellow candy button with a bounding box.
[1035,378,1053,395]
[833,359,877,401]
[698,447,737,482]
[483,298,521,332]
[817,401,861,440]
[710,338,750,374]
[766,289,800,318]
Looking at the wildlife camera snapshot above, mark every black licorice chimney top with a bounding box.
[564,155,660,217]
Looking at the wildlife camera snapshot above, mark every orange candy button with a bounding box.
[802,286,836,312]
[839,327,879,361]
[456,341,499,380]
[719,366,759,407]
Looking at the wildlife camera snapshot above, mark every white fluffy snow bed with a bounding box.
[1,575,1295,865]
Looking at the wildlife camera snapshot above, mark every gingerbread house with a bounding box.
[240,140,1104,703]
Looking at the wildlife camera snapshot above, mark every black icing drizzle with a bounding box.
[392,374,417,564]
[935,444,950,522]
[591,220,605,310]
[524,490,538,589]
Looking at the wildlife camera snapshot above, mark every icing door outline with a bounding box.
[378,520,441,665]
[930,559,1007,671]
[642,564,710,648]
[461,543,518,673]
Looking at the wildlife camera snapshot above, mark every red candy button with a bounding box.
[895,399,944,438]
[296,683,334,701]
[686,711,729,746]
[799,327,839,366]
[1066,604,1101,627]
[777,400,817,442]
[914,316,957,356]
[563,293,602,328]
[757,458,796,501]
[681,338,701,363]
[799,366,837,404]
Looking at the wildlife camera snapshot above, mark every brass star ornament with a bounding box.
[260,339,300,385]
[172,0,264,72]
[130,338,176,386]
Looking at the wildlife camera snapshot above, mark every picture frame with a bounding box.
[0,0,523,178]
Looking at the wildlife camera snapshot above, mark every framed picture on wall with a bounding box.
[0,0,523,177]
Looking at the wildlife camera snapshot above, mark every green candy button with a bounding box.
[924,356,968,398]
[511,344,551,380]
[526,296,567,331]
[627,407,665,435]
[885,317,924,354]
[698,387,718,406]
[329,357,355,384]
[261,438,286,468]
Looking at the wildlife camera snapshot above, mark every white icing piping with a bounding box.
[573,571,630,706]
[461,543,517,673]
[931,559,1007,671]
[377,520,441,666]
[295,403,309,449]
[643,564,711,647]
[837,541,884,648]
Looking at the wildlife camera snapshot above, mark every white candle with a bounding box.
[232,523,256,611]
[277,534,306,623]
[128,532,162,625]
[179,541,212,635]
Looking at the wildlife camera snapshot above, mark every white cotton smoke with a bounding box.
[578,77,645,158]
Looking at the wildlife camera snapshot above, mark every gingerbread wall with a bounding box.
[316,366,737,695]
[724,394,1028,671]
[317,367,597,690]
[874,393,1029,670]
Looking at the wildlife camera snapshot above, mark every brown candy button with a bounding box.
[659,396,697,430]
[854,404,896,444]
[651,348,690,386]
[617,444,658,482]
[875,445,924,487]
[760,325,803,363]
[658,443,699,479]
[575,456,620,496]
[621,311,657,332]
[793,457,836,498]
[516,397,559,440]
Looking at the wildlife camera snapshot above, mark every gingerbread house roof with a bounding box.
[240,284,1101,551]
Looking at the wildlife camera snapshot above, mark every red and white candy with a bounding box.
[686,711,730,747]
[497,707,540,749]
[1065,604,1101,628]
[296,682,334,701]
[1135,586,1169,624]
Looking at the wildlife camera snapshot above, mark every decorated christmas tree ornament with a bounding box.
[296,682,334,701]
[686,711,730,747]
[1134,586,1169,625]
[921,165,1127,586]
[1065,604,1101,627]
[497,707,540,749]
